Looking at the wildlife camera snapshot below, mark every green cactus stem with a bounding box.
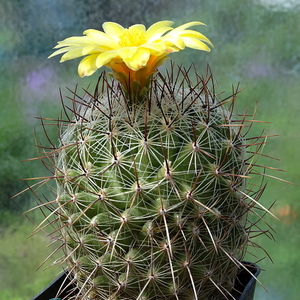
[24,65,279,300]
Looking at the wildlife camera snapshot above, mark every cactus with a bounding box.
[25,21,279,300]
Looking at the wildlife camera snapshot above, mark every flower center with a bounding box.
[118,29,147,47]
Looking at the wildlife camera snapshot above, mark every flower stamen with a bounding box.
[118,29,147,47]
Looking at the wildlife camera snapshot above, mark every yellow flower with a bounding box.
[49,20,212,97]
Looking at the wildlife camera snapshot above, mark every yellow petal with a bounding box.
[176,30,208,38]
[118,47,139,60]
[147,26,174,43]
[82,44,104,55]
[171,21,205,32]
[181,37,211,51]
[48,47,71,58]
[140,43,166,55]
[84,29,118,48]
[126,49,150,70]
[60,48,85,61]
[164,35,185,50]
[146,20,174,37]
[102,22,125,42]
[176,30,214,47]
[96,50,119,68]
[78,54,98,77]
[84,29,108,39]
[55,36,99,47]
[128,24,146,33]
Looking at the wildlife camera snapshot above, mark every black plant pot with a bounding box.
[32,262,260,300]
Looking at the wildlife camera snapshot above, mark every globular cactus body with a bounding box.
[50,69,255,300]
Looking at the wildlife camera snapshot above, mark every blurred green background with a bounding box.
[0,0,299,299]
